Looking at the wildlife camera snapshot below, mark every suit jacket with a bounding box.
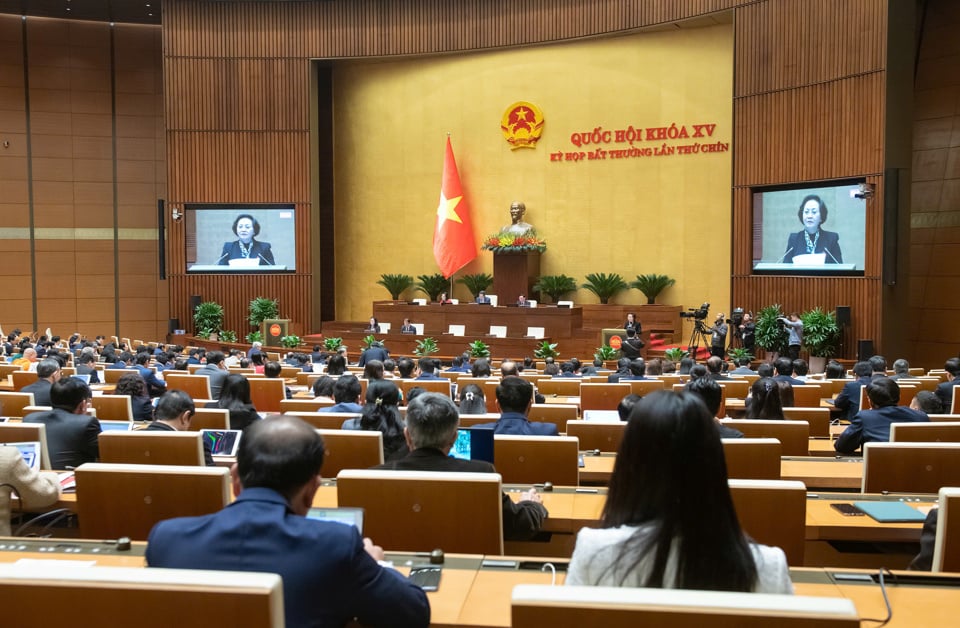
[218,239,275,265]
[835,405,929,454]
[785,229,843,263]
[146,488,429,628]
[143,421,215,466]
[475,296,491,304]
[195,363,229,399]
[358,346,389,367]
[619,337,643,360]
[319,402,363,414]
[134,364,167,396]
[773,374,805,387]
[20,379,52,406]
[75,364,101,384]
[0,446,60,536]
[24,408,101,469]
[415,372,444,381]
[130,395,155,422]
[374,448,548,541]
[833,377,871,420]
[730,366,755,375]
[400,324,417,334]
[935,377,960,411]
[476,412,559,436]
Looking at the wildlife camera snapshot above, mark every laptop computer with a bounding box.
[3,441,42,471]
[71,373,91,385]
[306,507,364,532]
[99,420,135,431]
[450,427,495,464]
[581,410,622,422]
[201,429,242,457]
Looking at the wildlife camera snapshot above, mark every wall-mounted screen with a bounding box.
[185,204,296,273]
[752,180,867,276]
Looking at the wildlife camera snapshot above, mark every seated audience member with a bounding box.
[24,377,100,469]
[500,360,520,377]
[146,416,430,628]
[580,359,604,376]
[415,357,443,380]
[729,357,754,375]
[382,358,398,378]
[376,393,547,541]
[208,374,260,431]
[239,358,250,369]
[522,357,535,371]
[195,351,229,399]
[173,357,189,371]
[543,362,560,376]
[688,364,708,380]
[223,349,242,369]
[566,390,791,592]
[746,378,787,421]
[911,390,943,415]
[21,358,61,406]
[445,356,464,373]
[705,356,730,381]
[13,347,39,371]
[109,351,135,369]
[935,358,960,411]
[477,377,558,435]
[756,362,774,378]
[662,359,677,374]
[772,357,803,386]
[397,357,416,379]
[835,378,929,454]
[825,359,846,379]
[557,361,580,378]
[775,380,794,408]
[607,358,632,383]
[869,355,888,379]
[470,358,492,378]
[363,359,385,381]
[405,386,427,404]
[342,380,408,461]
[358,340,388,367]
[312,375,336,400]
[115,372,154,422]
[644,358,663,377]
[0,439,60,535]
[145,390,214,466]
[250,351,266,374]
[319,375,363,413]
[75,352,101,384]
[458,384,487,415]
[264,360,293,399]
[324,353,346,376]
[621,359,646,381]
[833,361,873,420]
[677,357,694,375]
[685,376,743,438]
[890,358,911,381]
[246,341,263,360]
[617,394,642,421]
[791,359,810,381]
[309,345,325,364]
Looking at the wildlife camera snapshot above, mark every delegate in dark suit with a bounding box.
[24,408,101,469]
[20,380,52,406]
[834,405,929,454]
[785,229,843,263]
[218,239,275,265]
[833,376,871,421]
[375,448,547,540]
[195,362,229,399]
[75,363,101,384]
[146,488,429,627]
[477,412,558,436]
[357,345,389,367]
[935,376,960,412]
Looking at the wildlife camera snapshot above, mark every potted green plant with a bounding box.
[754,305,790,360]
[281,335,301,349]
[248,296,279,330]
[457,273,494,299]
[533,274,578,304]
[219,330,238,343]
[630,274,676,304]
[533,340,559,360]
[245,330,263,344]
[594,344,618,368]
[726,347,754,363]
[361,334,379,350]
[193,301,224,339]
[415,273,448,302]
[468,339,490,359]
[413,337,439,357]
[581,273,628,304]
[664,347,689,362]
[323,337,343,352]
[801,307,841,373]
[376,273,415,300]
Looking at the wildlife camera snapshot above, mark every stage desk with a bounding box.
[372,303,583,339]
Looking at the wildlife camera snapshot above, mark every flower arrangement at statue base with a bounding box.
[481,229,547,253]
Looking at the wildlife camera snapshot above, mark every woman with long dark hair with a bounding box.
[209,374,260,431]
[342,380,407,461]
[566,390,792,592]
[457,384,487,415]
[746,377,787,420]
[115,372,154,422]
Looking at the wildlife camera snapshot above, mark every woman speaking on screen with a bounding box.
[784,195,842,264]
[219,214,275,265]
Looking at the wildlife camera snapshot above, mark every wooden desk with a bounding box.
[372,303,583,339]
[782,457,864,490]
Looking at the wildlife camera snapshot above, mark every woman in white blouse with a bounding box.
[0,446,61,536]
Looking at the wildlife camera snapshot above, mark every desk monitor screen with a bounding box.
[184,204,296,273]
[307,507,364,533]
[201,429,242,457]
[4,441,41,471]
[450,427,495,464]
[99,420,134,431]
[71,373,91,384]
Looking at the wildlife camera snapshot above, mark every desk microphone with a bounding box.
[776,246,794,263]
[216,251,231,263]
[824,248,841,264]
[257,254,272,265]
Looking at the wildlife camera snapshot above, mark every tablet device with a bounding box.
[450,427,495,464]
[306,507,364,533]
[853,501,927,523]
[71,373,91,384]
[4,441,42,471]
[201,429,242,457]
[99,420,135,431]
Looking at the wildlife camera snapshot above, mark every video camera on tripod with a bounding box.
[679,302,710,321]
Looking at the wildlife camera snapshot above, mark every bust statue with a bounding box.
[501,201,534,235]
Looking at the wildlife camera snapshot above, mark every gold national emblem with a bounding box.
[500,101,544,150]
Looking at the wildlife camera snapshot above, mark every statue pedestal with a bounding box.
[493,251,541,303]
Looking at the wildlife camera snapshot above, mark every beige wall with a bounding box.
[332,25,733,320]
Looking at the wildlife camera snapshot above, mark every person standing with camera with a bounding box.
[708,313,727,359]
[739,312,756,355]
[777,313,804,360]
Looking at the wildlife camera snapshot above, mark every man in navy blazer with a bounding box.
[475,290,491,304]
[478,376,558,435]
[134,352,167,397]
[146,416,430,628]
[832,361,873,421]
[772,357,804,386]
[835,378,929,454]
[935,358,960,412]
[414,357,444,380]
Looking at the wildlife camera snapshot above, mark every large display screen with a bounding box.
[185,204,296,273]
[752,180,867,276]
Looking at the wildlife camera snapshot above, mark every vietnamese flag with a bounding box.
[433,137,478,278]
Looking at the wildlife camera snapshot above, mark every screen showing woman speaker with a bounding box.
[751,180,866,275]
[185,204,296,273]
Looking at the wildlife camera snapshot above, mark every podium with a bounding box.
[492,251,540,303]
[262,319,290,347]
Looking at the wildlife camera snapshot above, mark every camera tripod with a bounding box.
[686,319,711,358]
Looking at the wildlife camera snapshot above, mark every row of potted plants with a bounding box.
[192,297,301,348]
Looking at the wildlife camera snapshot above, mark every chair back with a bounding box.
[0,422,51,469]
[89,395,134,421]
[337,469,503,554]
[627,379,665,396]
[164,373,213,400]
[0,363,21,381]
[102,368,133,385]
[249,378,285,413]
[10,371,36,391]
[728,479,806,565]
[782,406,831,437]
[99,431,205,466]
[720,420,810,456]
[527,404,579,433]
[565,420,625,453]
[580,383,630,411]
[188,408,230,430]
[0,565,284,628]
[862,442,960,493]
[934,486,960,572]
[494,435,580,485]
[536,379,581,396]
[316,429,384,477]
[285,411,361,430]
[0,391,37,418]
[399,378,451,399]
[721,438,781,480]
[719,379,751,399]
[280,398,334,412]
[890,422,960,443]
[75,462,231,540]
[791,385,823,408]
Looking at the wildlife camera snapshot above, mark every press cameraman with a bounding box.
[739,312,756,355]
[708,312,727,359]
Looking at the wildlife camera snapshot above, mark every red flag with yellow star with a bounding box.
[433,137,478,278]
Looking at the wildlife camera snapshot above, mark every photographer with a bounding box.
[739,312,756,355]
[777,313,804,360]
[708,313,727,359]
